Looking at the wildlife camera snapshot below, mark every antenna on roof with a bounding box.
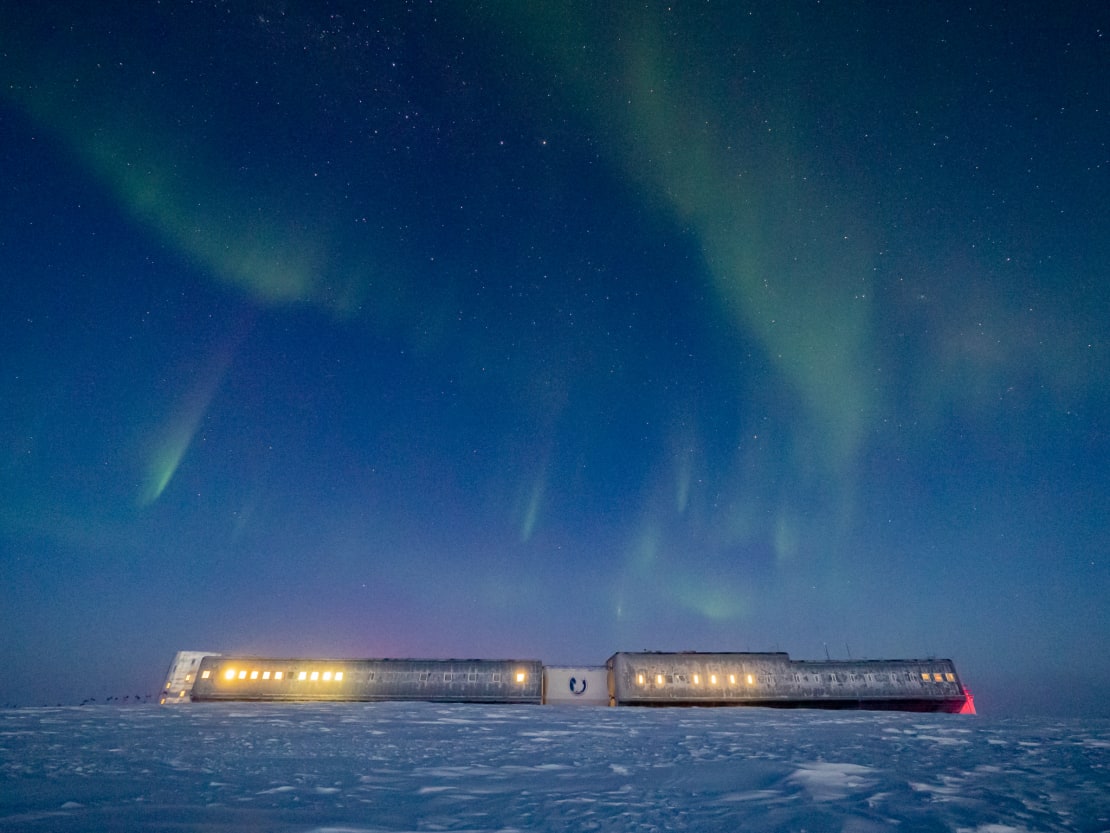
[824,642,830,660]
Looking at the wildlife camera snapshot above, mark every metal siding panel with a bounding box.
[190,657,542,703]
[607,652,969,711]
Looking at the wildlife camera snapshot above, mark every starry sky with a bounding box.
[1,2,1107,716]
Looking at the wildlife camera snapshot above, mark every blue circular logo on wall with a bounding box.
[568,677,588,696]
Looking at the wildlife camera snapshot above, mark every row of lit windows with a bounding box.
[209,668,529,684]
[924,672,957,683]
[215,668,345,682]
[636,670,958,687]
[638,672,755,686]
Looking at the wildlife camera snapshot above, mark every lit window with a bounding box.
[225,669,236,680]
[165,682,172,690]
[637,673,645,685]
[656,674,664,686]
[693,674,700,685]
[185,674,192,682]
[729,674,736,685]
[323,671,332,681]
[710,674,717,685]
[934,673,943,682]
[298,671,308,681]
[335,672,343,681]
[250,671,259,680]
[238,670,247,680]
[746,674,754,685]
[179,690,186,697]
[310,671,319,681]
[921,672,930,681]
[946,673,955,682]
[516,671,527,683]
[201,670,211,679]
[274,672,283,680]
[262,671,271,680]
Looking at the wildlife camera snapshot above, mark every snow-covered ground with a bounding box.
[1,702,1107,832]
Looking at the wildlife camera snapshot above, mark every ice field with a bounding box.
[1,702,1107,832]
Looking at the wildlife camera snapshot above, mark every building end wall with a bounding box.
[160,650,220,704]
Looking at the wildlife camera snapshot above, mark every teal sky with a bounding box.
[1,1,1107,715]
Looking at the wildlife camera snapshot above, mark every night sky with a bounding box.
[2,2,1107,716]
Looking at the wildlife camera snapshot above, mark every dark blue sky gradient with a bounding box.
[1,2,1107,715]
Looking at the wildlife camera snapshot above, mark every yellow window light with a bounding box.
[250,671,259,680]
[729,674,736,685]
[201,670,211,679]
[179,690,186,697]
[746,674,754,686]
[274,671,283,680]
[310,671,319,681]
[335,672,343,681]
[710,674,718,685]
[323,671,332,681]
[225,669,236,680]
[238,670,247,680]
[693,674,700,685]
[516,671,527,683]
[165,681,172,690]
[298,671,308,681]
[262,671,271,680]
[946,673,955,682]
[921,672,930,681]
[637,673,645,685]
[185,674,193,682]
[656,674,664,686]
[934,673,943,682]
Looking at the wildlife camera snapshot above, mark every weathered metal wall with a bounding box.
[190,657,543,703]
[608,652,968,711]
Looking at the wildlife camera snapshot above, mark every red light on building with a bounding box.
[959,688,977,715]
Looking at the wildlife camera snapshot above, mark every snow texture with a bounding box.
[1,703,1107,832]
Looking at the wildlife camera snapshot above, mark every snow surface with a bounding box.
[1,703,1107,832]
